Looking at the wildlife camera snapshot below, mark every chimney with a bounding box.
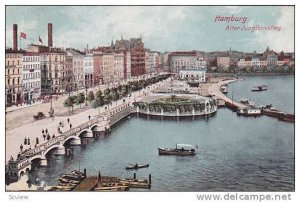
[48,23,53,47]
[13,24,18,51]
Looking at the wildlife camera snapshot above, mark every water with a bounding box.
[28,76,295,191]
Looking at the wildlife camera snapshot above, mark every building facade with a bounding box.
[113,52,125,82]
[5,50,24,106]
[22,53,41,103]
[83,53,94,88]
[217,56,231,68]
[66,49,84,91]
[93,52,103,86]
[102,53,114,84]
[65,55,74,92]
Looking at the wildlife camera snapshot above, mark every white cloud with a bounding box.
[256,6,294,52]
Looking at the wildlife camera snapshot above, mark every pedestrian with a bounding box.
[27,137,30,145]
[70,123,72,129]
[67,118,70,123]
[47,134,50,141]
[42,129,44,134]
[45,128,48,134]
[88,115,91,120]
[36,137,39,145]
[24,137,27,145]
[52,134,55,138]
[20,144,23,151]
[59,121,62,126]
[43,134,46,141]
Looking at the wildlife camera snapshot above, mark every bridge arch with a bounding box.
[62,135,81,145]
[43,145,61,156]
[90,124,99,131]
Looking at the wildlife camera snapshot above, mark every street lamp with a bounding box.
[49,80,54,118]
[85,86,88,106]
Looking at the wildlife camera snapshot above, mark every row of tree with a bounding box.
[63,74,171,111]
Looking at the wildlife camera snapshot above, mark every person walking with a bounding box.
[88,115,91,120]
[47,134,50,141]
[43,133,46,141]
[70,123,72,129]
[45,128,48,135]
[36,137,39,145]
[67,118,70,123]
[42,129,44,134]
[27,137,30,145]
[20,144,23,152]
[24,137,27,145]
[52,134,55,139]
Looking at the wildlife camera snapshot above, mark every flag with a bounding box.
[20,32,27,39]
[39,36,43,43]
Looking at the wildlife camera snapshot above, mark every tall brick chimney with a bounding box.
[13,24,18,50]
[48,23,53,47]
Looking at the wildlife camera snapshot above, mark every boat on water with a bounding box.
[237,108,261,116]
[251,85,267,91]
[58,177,80,184]
[220,85,228,94]
[125,163,149,170]
[240,99,255,107]
[158,144,196,156]
[278,113,295,122]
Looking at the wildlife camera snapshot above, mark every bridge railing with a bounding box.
[15,103,132,168]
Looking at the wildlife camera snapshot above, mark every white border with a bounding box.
[1,1,298,202]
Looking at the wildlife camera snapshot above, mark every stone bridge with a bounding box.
[7,102,133,183]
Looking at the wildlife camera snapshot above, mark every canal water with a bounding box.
[29,76,295,191]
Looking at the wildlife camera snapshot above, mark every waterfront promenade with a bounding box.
[207,78,247,109]
[6,78,170,164]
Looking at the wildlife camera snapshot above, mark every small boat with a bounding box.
[240,99,255,107]
[71,170,86,177]
[125,163,149,170]
[278,113,295,122]
[220,86,228,94]
[58,177,80,184]
[251,85,267,91]
[158,144,196,156]
[237,108,261,116]
[60,174,86,181]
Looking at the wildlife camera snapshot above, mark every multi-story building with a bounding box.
[66,49,84,91]
[40,49,66,95]
[145,51,161,74]
[93,52,103,86]
[113,37,145,78]
[83,53,94,88]
[65,55,74,92]
[179,67,207,82]
[22,53,41,103]
[102,53,114,84]
[113,52,125,82]
[217,56,231,68]
[267,52,278,68]
[5,49,24,106]
[169,51,207,74]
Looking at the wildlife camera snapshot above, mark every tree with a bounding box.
[64,96,75,112]
[87,91,95,103]
[95,90,103,100]
[75,93,85,108]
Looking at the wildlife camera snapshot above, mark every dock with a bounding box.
[73,176,98,191]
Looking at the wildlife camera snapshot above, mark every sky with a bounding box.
[5,6,294,53]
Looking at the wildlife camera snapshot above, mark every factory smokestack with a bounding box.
[48,23,53,47]
[13,24,18,50]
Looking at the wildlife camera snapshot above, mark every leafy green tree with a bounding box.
[87,91,95,103]
[75,92,85,108]
[64,96,75,112]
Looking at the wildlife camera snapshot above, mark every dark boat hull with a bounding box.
[125,164,149,170]
[158,148,196,156]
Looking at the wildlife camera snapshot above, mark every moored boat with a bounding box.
[240,99,255,107]
[125,163,149,170]
[158,144,196,156]
[251,85,267,91]
[237,108,261,116]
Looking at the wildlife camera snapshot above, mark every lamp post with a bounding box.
[49,80,54,118]
[85,86,88,106]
